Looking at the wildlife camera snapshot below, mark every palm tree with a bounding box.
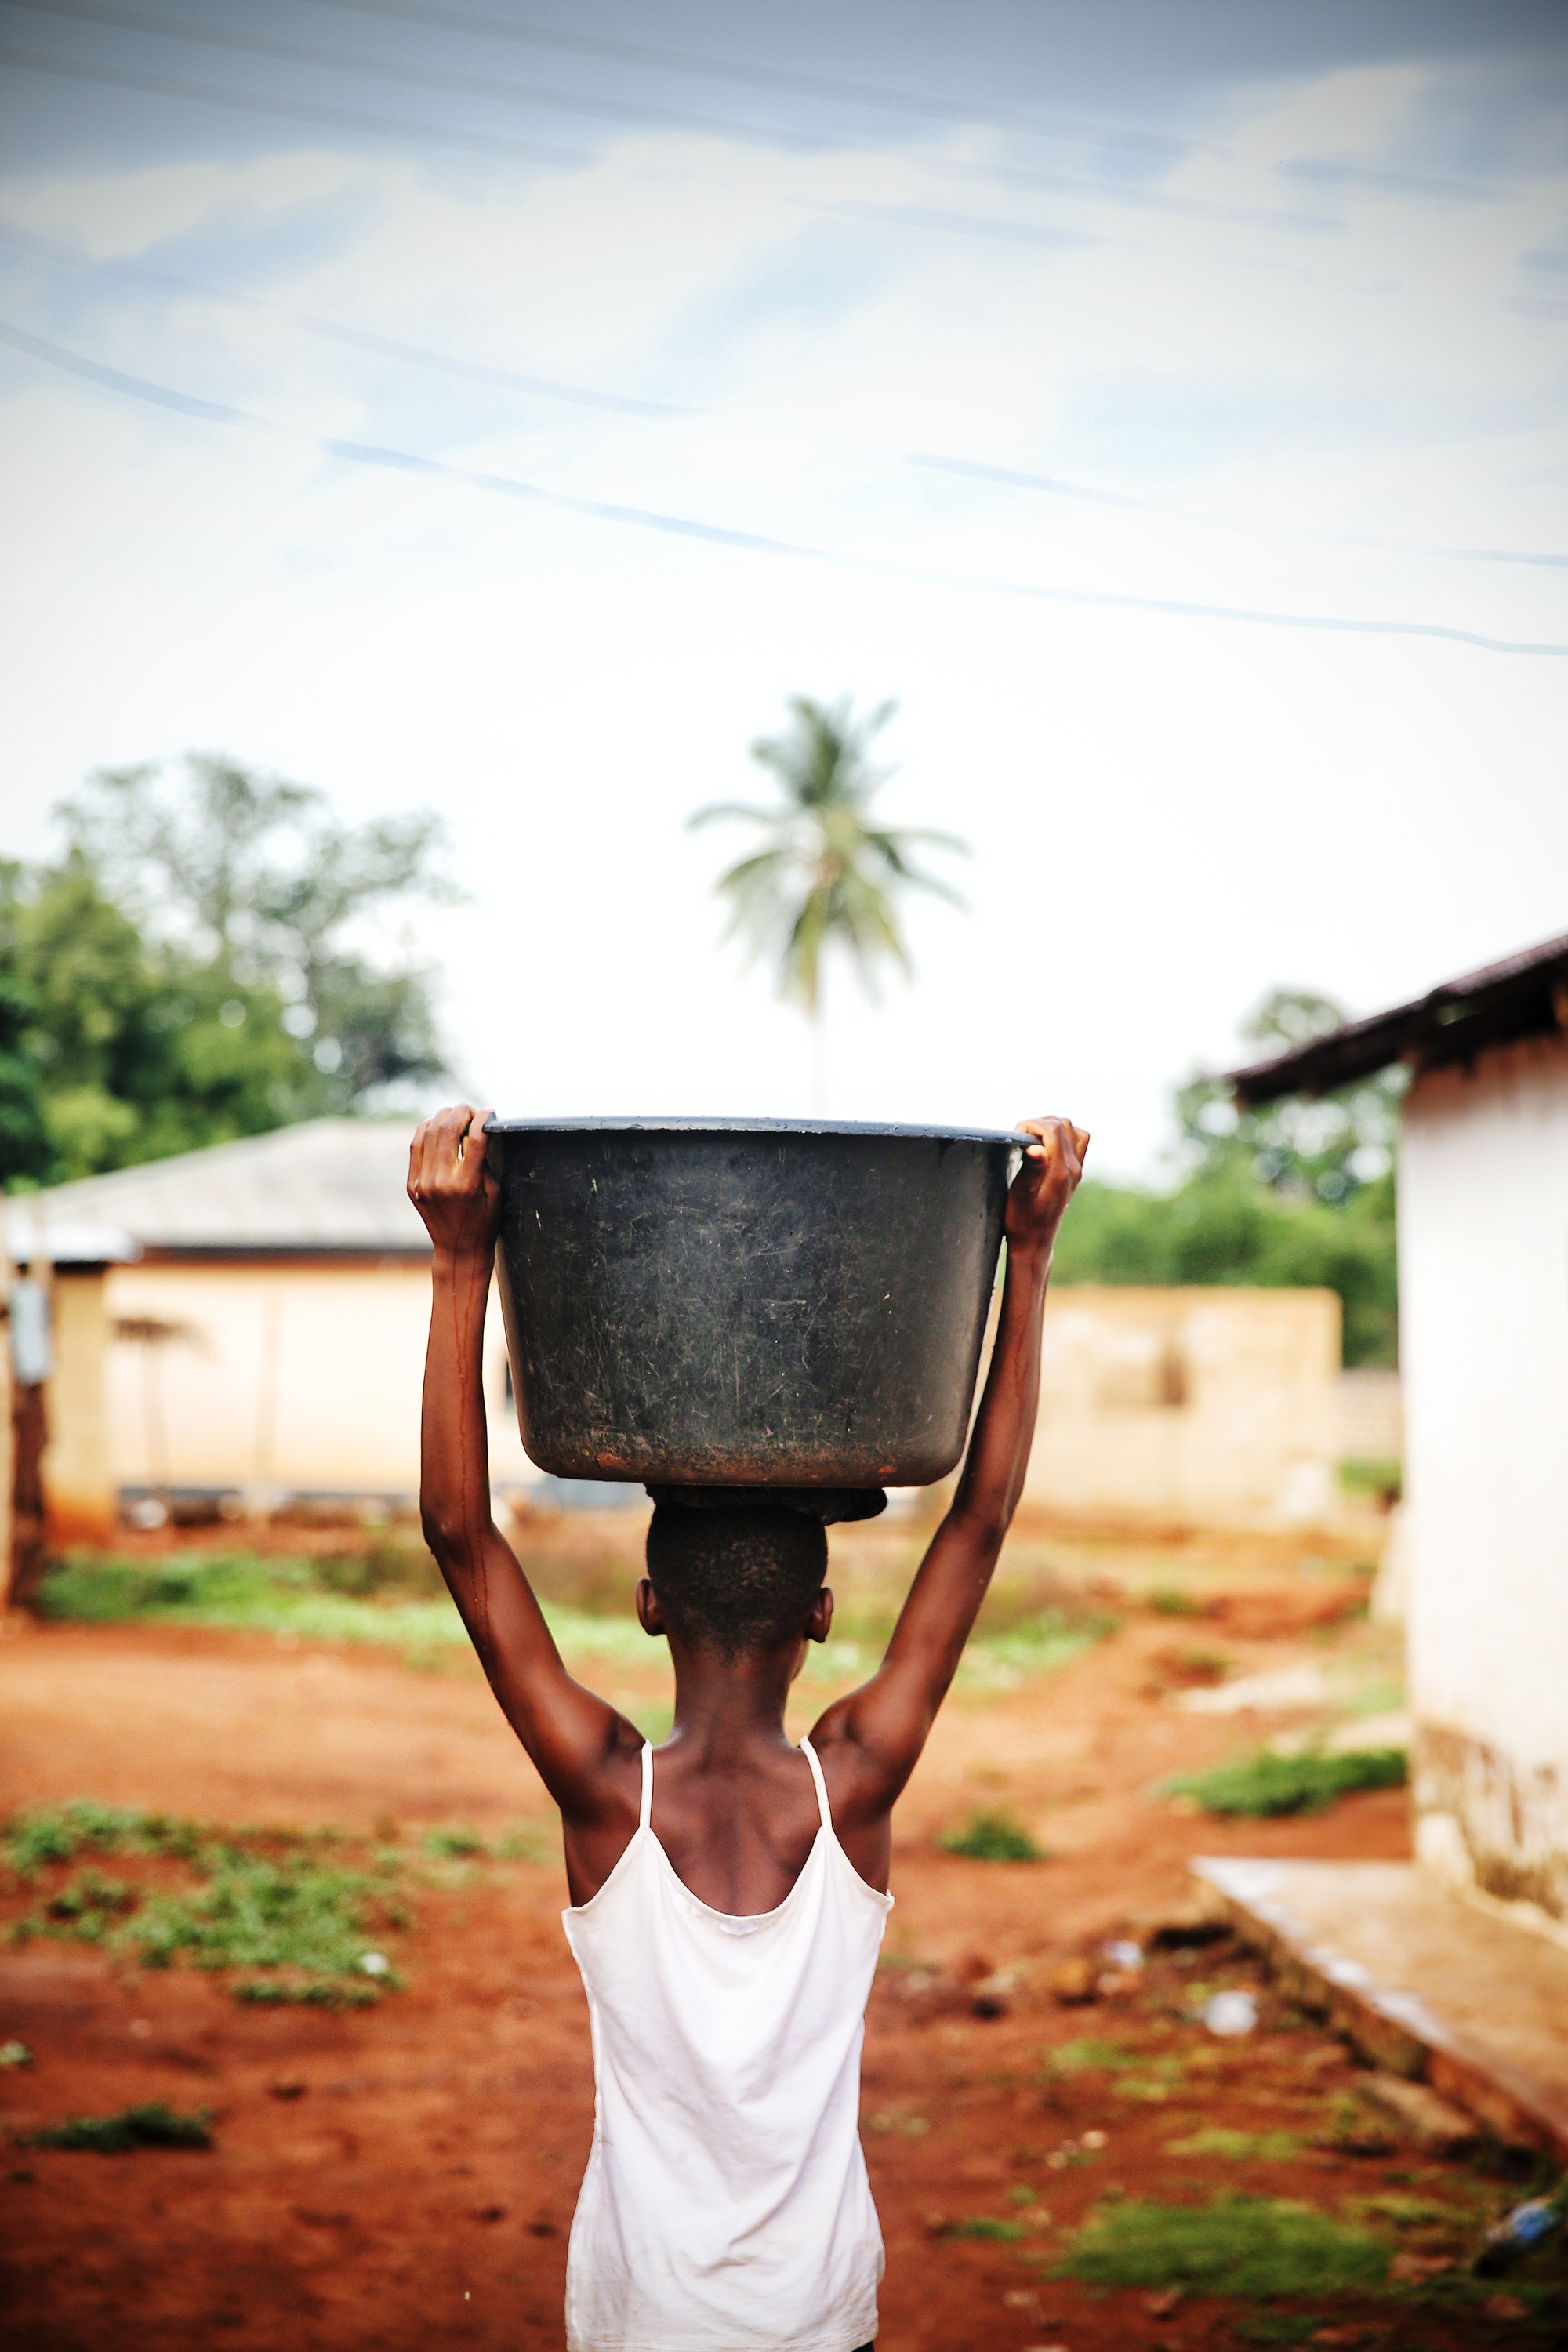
[690,696,967,1106]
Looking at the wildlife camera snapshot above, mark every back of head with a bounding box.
[646,1504,827,1663]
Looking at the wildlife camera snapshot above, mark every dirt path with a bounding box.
[0,1605,1532,2351]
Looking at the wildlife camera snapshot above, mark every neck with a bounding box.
[666,1639,802,1755]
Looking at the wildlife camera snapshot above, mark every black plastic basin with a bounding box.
[487,1119,1023,1494]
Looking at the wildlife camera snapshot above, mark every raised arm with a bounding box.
[813,1116,1087,1828]
[409,1107,641,1822]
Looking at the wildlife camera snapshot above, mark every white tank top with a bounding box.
[561,1737,894,2352]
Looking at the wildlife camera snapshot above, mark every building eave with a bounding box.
[1223,931,1568,1107]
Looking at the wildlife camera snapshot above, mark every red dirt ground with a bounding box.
[0,1563,1551,2352]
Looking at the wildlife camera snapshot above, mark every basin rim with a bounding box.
[484,1116,1025,1149]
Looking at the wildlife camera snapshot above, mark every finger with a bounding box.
[435,1103,476,1178]
[412,1109,455,1195]
[463,1109,497,1188]
[408,1120,430,1200]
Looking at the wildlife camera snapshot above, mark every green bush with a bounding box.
[1052,1167,1397,1369]
[1160,1749,1407,1818]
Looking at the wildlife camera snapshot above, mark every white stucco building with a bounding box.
[1229,931,1568,1922]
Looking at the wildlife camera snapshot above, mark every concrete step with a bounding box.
[1192,1857,1568,2161]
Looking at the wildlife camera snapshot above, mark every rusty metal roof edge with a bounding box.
[1218,929,1568,1103]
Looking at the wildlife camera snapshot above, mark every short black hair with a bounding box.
[645,1504,827,1662]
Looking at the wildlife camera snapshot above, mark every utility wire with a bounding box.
[2,315,1562,657]
[1,1,1341,237]
[5,222,1561,575]
[0,41,589,165]
[5,0,850,154]
[300,0,1207,159]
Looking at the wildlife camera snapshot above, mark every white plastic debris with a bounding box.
[1201,1990,1258,2037]
[358,1951,390,1977]
[1102,1940,1144,1970]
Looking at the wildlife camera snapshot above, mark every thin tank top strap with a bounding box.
[798,1736,833,1833]
[639,1740,653,1831]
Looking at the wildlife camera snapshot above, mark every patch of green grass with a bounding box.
[5,1799,201,1875]
[1167,2129,1305,2161]
[957,1608,1119,1692]
[1044,2038,1140,2074]
[6,1801,409,2005]
[1143,1587,1210,1618]
[938,1810,1042,1863]
[18,2102,212,2152]
[1054,2194,1390,2297]
[1236,2318,1321,2347]
[423,1826,485,1860]
[34,1552,659,1669]
[1158,1748,1407,1818]
[492,1823,550,1864]
[1338,1458,1402,1504]
[945,2216,1025,2242]
[234,1977,379,2009]
[1109,2056,1186,2102]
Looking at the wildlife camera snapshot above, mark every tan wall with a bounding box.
[1024,1285,1342,1531]
[100,1258,531,1503]
[43,1269,115,1543]
[63,1261,1348,1537]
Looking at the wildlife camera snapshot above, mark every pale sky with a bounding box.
[2,1,1566,1178]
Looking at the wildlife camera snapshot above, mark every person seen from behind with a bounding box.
[409,1105,1087,2352]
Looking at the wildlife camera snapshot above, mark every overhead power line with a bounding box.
[2,315,1562,658]
[299,0,1206,159]
[0,40,589,165]
[7,0,848,154]
[4,223,1561,575]
[0,0,1344,238]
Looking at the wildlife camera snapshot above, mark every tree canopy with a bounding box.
[2,756,455,1187]
[1051,990,1401,1367]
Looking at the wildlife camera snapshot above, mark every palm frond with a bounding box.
[692,694,968,1010]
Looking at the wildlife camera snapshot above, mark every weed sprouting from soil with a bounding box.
[943,2216,1025,2242]
[1054,2193,1390,2296]
[938,1811,1042,1863]
[18,2102,212,2152]
[1158,1748,1407,1817]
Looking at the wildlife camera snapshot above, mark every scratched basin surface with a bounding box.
[487,1120,1022,1491]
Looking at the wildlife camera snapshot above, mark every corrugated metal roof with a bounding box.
[6,1120,430,1254]
[1225,929,1568,1107]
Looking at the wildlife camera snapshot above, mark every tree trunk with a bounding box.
[9,1381,49,1611]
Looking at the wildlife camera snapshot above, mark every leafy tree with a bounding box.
[56,757,453,1108]
[690,699,965,1073]
[1,757,455,1185]
[1178,989,1406,1205]
[0,965,51,1183]
[1052,989,1401,1368]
